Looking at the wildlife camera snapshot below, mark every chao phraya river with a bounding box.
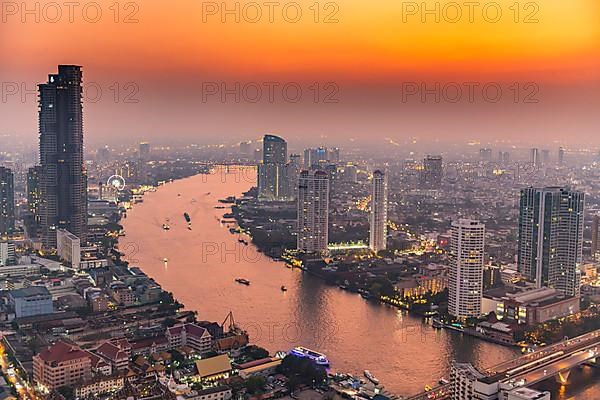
[121,166,598,398]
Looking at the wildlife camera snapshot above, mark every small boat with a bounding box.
[439,378,450,385]
[364,370,379,385]
[235,278,250,285]
[281,286,287,292]
[432,318,444,329]
[184,212,191,223]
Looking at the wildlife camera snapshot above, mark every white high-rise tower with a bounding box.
[369,170,388,253]
[448,219,485,319]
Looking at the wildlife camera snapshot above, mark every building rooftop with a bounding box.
[9,286,51,298]
[37,340,90,364]
[195,354,231,378]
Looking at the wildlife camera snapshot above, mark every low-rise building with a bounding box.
[195,354,231,382]
[181,385,233,400]
[166,323,213,353]
[0,263,41,278]
[109,282,135,306]
[9,286,53,318]
[33,341,92,391]
[483,287,579,325]
[95,340,131,371]
[74,374,125,398]
[237,357,282,379]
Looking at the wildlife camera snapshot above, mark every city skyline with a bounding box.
[1,0,600,397]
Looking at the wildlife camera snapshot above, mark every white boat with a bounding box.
[364,370,379,385]
[289,346,330,366]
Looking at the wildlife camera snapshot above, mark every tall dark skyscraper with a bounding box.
[39,65,87,248]
[258,134,288,201]
[0,167,15,235]
[518,187,584,296]
[420,155,443,189]
[139,141,150,160]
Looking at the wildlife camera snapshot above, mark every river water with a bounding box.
[120,166,598,398]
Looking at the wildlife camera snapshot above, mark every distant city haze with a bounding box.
[1,0,599,144]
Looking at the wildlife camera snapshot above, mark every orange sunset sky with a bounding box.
[1,0,600,145]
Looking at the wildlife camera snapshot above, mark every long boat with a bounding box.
[289,346,330,366]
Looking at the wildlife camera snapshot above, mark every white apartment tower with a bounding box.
[297,170,329,254]
[369,170,388,253]
[448,219,485,319]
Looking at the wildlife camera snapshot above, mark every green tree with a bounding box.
[245,376,267,394]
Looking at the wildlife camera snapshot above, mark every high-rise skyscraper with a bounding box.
[286,154,301,200]
[530,148,539,168]
[0,167,15,235]
[327,147,340,163]
[39,65,88,248]
[448,219,485,319]
[558,147,565,166]
[258,134,289,201]
[27,166,42,223]
[420,155,443,188]
[297,170,329,254]
[592,214,600,261]
[139,142,150,160]
[498,151,510,166]
[479,148,492,162]
[518,187,585,296]
[541,149,550,165]
[303,147,328,169]
[369,170,388,253]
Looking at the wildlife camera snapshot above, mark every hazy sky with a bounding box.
[1,0,599,145]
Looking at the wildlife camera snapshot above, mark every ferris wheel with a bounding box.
[107,174,126,191]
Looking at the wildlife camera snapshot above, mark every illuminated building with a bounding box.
[448,219,485,319]
[420,155,442,189]
[517,187,584,296]
[33,341,92,391]
[297,170,329,254]
[592,214,600,261]
[27,166,42,224]
[258,134,289,201]
[39,65,87,248]
[369,170,388,253]
[0,167,15,235]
